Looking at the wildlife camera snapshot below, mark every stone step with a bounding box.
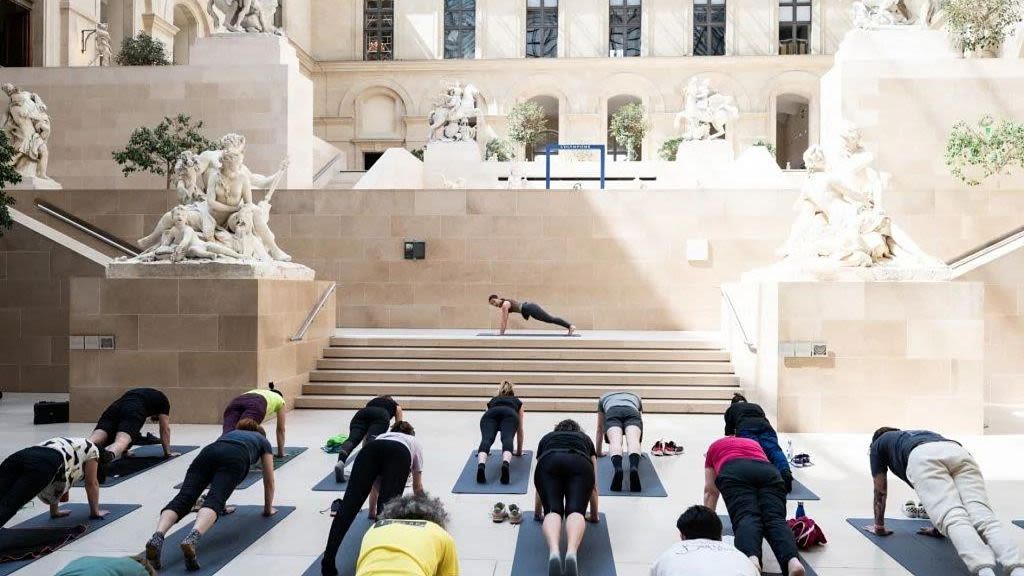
[330,335,723,350]
[295,395,730,414]
[308,369,738,386]
[315,358,734,374]
[323,346,730,362]
[302,382,740,400]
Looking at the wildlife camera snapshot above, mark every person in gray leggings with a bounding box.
[488,295,576,335]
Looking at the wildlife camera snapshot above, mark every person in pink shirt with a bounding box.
[703,436,805,576]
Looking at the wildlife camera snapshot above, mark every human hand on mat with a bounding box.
[263,507,277,517]
[587,512,600,524]
[863,524,893,536]
[50,509,71,519]
[165,451,181,458]
[917,527,943,538]
[89,510,110,520]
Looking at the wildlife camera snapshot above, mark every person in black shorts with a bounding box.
[595,391,644,492]
[334,396,403,483]
[90,388,174,460]
[476,381,526,484]
[725,394,793,493]
[534,419,599,576]
[488,294,576,336]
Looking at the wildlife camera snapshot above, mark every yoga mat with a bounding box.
[1014,521,1024,530]
[74,445,199,488]
[477,332,581,337]
[300,511,374,576]
[720,515,817,576]
[597,454,667,497]
[789,478,820,501]
[452,450,534,495]
[312,470,347,493]
[847,518,976,575]
[511,513,615,576]
[174,447,308,490]
[157,505,294,576]
[0,503,141,576]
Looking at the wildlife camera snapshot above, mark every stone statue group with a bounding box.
[852,0,945,29]
[427,81,482,143]
[1,83,55,186]
[674,77,740,141]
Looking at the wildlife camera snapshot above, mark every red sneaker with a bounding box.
[665,441,684,455]
[652,441,665,456]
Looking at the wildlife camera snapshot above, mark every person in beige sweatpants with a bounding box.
[866,427,1024,576]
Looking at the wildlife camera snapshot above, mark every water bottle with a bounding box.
[796,502,806,518]
[786,440,794,462]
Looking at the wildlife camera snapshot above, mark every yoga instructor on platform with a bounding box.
[488,295,576,335]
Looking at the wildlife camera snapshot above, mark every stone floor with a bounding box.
[2,392,1024,576]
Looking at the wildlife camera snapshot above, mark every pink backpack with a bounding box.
[788,517,827,550]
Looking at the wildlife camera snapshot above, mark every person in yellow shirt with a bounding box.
[356,493,459,576]
[221,383,288,458]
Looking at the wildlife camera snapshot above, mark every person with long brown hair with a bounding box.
[476,381,526,484]
[488,295,576,335]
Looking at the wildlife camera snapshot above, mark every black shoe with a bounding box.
[500,462,510,485]
[180,537,200,572]
[334,461,346,484]
[564,554,579,576]
[145,533,164,570]
[476,463,486,483]
[548,555,562,576]
[629,469,642,492]
[610,469,623,492]
[330,498,342,517]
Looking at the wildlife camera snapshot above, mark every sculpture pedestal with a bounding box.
[836,28,958,61]
[9,175,62,190]
[657,140,734,188]
[422,141,494,189]
[107,260,315,280]
[68,275,335,424]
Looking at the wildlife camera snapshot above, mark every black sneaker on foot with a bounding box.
[476,463,486,483]
[548,555,562,576]
[564,554,579,576]
[145,533,164,570]
[610,469,623,491]
[629,469,642,492]
[334,461,346,484]
[500,462,510,485]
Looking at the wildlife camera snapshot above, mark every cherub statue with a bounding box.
[221,204,273,261]
[173,150,204,205]
[139,206,243,262]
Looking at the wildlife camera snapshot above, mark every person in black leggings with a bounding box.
[725,393,793,493]
[334,396,403,483]
[489,294,576,335]
[321,421,425,576]
[533,420,599,576]
[476,381,526,484]
[145,420,277,572]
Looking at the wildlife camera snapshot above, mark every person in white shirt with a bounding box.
[651,505,759,576]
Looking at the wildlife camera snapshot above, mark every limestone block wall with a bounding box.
[68,278,335,424]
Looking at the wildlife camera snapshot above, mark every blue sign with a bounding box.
[544,144,606,190]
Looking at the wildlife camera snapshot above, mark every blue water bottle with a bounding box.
[795,502,806,518]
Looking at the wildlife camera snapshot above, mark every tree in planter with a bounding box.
[0,131,21,236]
[112,115,216,188]
[944,0,1023,57]
[659,137,684,161]
[115,32,171,66]
[945,115,1024,186]
[410,147,425,161]
[609,103,650,161]
[506,101,548,158]
[484,138,515,161]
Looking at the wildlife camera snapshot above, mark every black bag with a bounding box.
[33,401,69,425]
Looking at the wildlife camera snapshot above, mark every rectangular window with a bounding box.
[526,0,558,58]
[364,0,394,61]
[444,0,475,59]
[779,0,811,55]
[693,0,725,56]
[609,0,641,57]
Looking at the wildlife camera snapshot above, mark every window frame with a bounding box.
[778,0,812,55]
[692,0,726,57]
[526,0,559,58]
[608,0,641,58]
[363,0,394,61]
[444,0,476,59]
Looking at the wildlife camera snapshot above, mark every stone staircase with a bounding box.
[296,331,740,414]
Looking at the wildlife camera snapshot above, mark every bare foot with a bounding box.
[748,557,761,573]
[567,325,576,336]
[788,558,806,576]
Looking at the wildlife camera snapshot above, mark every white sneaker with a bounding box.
[903,500,919,518]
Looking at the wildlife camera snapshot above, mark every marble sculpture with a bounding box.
[208,0,281,34]
[673,78,739,141]
[1,83,55,183]
[427,81,482,143]
[852,0,943,28]
[90,23,113,66]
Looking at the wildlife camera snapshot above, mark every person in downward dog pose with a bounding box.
[488,294,576,335]
[90,387,174,460]
[476,381,525,485]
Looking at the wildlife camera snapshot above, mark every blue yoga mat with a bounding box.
[174,447,308,490]
[848,518,978,575]
[452,450,534,495]
[1014,521,1024,530]
[511,513,616,576]
[74,445,199,488]
[597,454,667,497]
[301,511,374,576]
[789,478,819,501]
[156,505,294,575]
[720,515,817,576]
[0,503,141,576]
[312,471,347,492]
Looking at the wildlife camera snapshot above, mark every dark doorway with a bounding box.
[363,152,384,170]
[0,1,31,67]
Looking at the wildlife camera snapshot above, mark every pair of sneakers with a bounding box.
[652,441,684,456]
[903,500,930,520]
[491,502,523,525]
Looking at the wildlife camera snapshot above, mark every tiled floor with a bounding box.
[2,393,1023,576]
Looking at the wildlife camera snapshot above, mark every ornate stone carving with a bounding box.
[208,0,281,34]
[673,78,739,141]
[853,0,913,28]
[90,23,113,66]
[1,83,55,183]
[427,81,482,143]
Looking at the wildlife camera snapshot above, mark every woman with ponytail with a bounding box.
[475,380,526,485]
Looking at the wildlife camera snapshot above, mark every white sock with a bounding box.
[977,568,996,576]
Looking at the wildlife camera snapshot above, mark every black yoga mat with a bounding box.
[847,518,977,575]
[511,513,616,576]
[451,450,534,495]
[0,503,141,576]
[476,332,581,337]
[300,511,374,576]
[1014,521,1024,530]
[312,471,347,492]
[174,447,308,490]
[789,478,820,501]
[720,515,817,576]
[74,445,199,488]
[597,454,667,497]
[156,505,294,575]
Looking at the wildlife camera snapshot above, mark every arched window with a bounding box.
[607,95,642,161]
[364,0,394,61]
[779,0,811,55]
[693,0,725,56]
[776,94,809,169]
[444,0,475,59]
[609,0,641,57]
[526,95,560,160]
[526,0,558,58]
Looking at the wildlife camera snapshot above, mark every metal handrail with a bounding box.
[35,200,140,257]
[290,282,336,342]
[721,287,757,353]
[313,154,342,184]
[947,224,1024,269]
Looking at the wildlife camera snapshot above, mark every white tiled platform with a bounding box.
[2,393,1024,575]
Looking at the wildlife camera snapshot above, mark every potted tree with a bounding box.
[943,0,1023,58]
[945,115,1024,186]
[112,114,216,188]
[609,102,650,161]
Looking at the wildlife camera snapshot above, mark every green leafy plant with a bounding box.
[506,101,548,153]
[944,0,1023,55]
[0,131,21,236]
[112,114,216,188]
[484,138,515,161]
[609,103,650,161]
[753,139,777,156]
[659,137,685,161]
[115,32,171,66]
[945,115,1024,186]
[410,147,425,161]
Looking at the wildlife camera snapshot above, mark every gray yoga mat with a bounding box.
[511,513,616,576]
[1014,521,1024,529]
[789,478,820,501]
[848,518,977,575]
[301,511,374,576]
[157,505,294,575]
[0,503,141,576]
[597,454,667,497]
[74,445,199,488]
[476,332,581,337]
[174,447,308,490]
[452,450,534,495]
[720,515,817,576]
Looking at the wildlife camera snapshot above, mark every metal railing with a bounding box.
[35,200,140,257]
[947,224,1024,271]
[313,154,342,184]
[290,282,337,342]
[721,287,757,353]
